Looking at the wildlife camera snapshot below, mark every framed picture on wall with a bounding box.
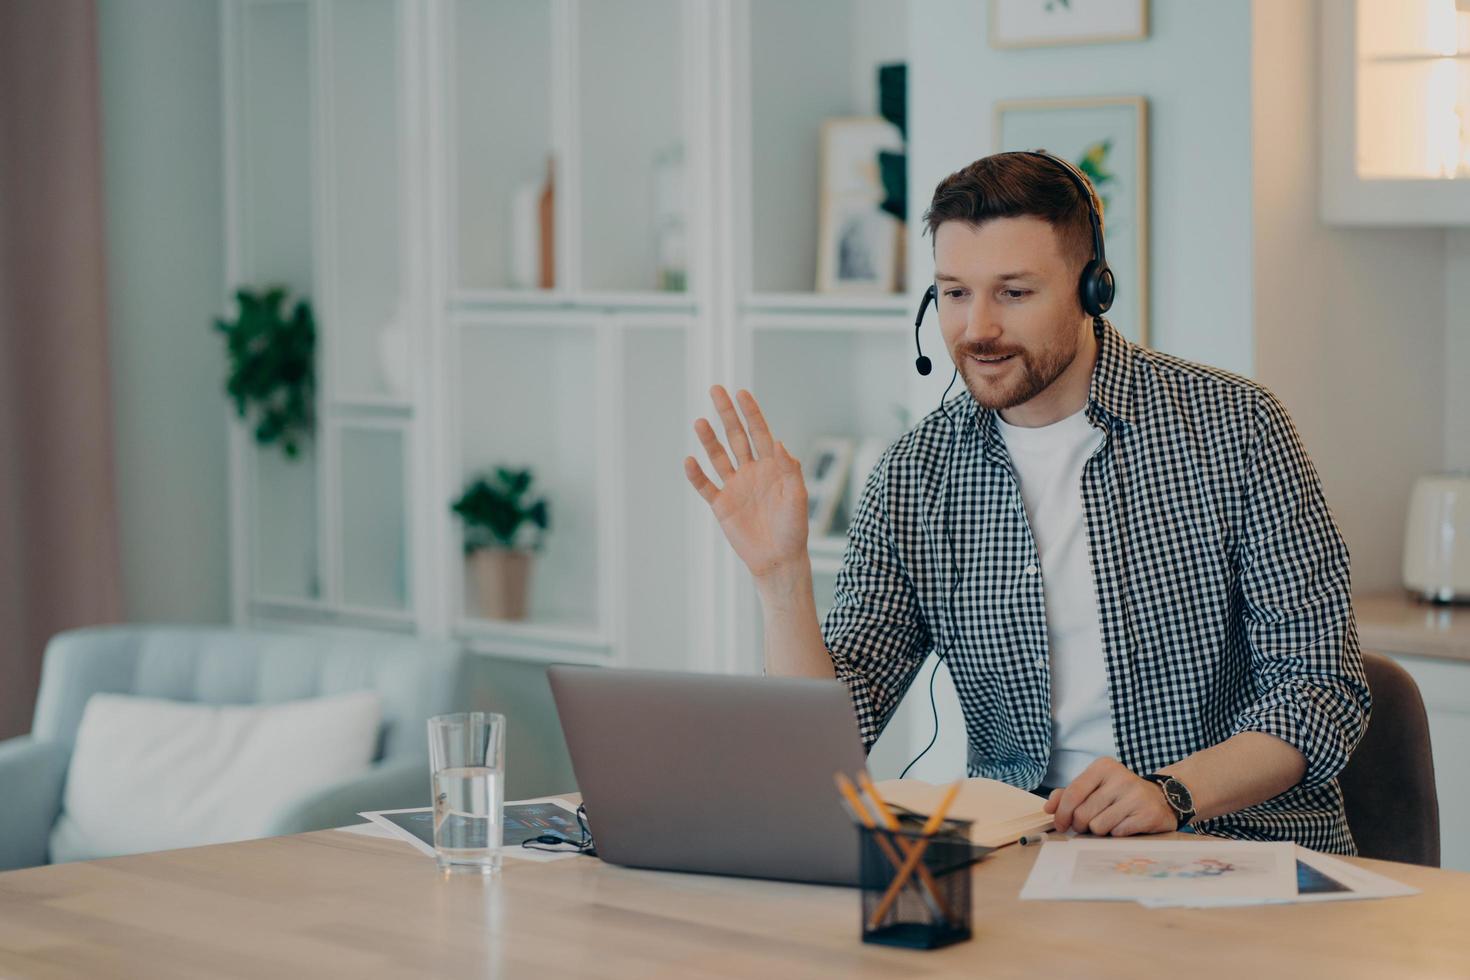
[990,0,1149,49]
[805,437,855,537]
[816,118,904,294]
[994,96,1149,347]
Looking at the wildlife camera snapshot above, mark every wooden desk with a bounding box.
[1,827,1466,978]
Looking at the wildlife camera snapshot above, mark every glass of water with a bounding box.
[427,712,506,874]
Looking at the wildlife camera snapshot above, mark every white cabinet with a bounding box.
[223,0,920,675]
[1320,0,1470,225]
[1382,653,1470,872]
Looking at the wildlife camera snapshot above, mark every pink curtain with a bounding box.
[0,0,122,739]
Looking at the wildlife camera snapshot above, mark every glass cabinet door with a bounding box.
[324,0,408,402]
[251,441,321,602]
[337,424,412,612]
[238,0,321,604]
[457,319,601,631]
[451,0,557,293]
[575,0,688,295]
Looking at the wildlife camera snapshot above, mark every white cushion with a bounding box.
[49,690,382,863]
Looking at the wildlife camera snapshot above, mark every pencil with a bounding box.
[867,779,963,931]
[855,771,955,899]
[835,773,953,924]
[855,772,902,832]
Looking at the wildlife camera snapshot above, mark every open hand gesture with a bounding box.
[684,386,809,582]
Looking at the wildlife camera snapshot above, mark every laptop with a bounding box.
[547,665,868,886]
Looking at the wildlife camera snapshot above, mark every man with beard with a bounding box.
[684,151,1370,853]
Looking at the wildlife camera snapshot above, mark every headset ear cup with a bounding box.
[1078,260,1115,317]
[1078,260,1100,316]
[1095,265,1115,313]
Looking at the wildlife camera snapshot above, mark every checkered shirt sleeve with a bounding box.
[820,443,932,749]
[1229,389,1371,791]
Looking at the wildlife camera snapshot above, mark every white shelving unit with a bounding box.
[222,0,922,679]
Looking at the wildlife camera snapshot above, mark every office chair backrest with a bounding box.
[1337,651,1440,867]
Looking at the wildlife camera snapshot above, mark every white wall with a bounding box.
[98,0,230,624]
[1252,0,1447,594]
[1446,231,1470,473]
[907,0,1254,378]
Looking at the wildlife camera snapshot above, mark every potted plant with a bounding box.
[451,467,550,621]
[215,286,316,459]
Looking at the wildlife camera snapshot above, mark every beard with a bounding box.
[954,327,1082,412]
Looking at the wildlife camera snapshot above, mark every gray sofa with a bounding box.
[0,625,465,871]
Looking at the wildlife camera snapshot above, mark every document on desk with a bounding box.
[1135,846,1421,908]
[1021,839,1422,906]
[357,796,585,863]
[875,777,1056,848]
[1020,839,1299,902]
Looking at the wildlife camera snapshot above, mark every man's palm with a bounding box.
[710,451,808,577]
[685,386,810,580]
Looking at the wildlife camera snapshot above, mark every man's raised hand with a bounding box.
[684,386,810,583]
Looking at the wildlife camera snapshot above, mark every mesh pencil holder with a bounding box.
[858,819,983,950]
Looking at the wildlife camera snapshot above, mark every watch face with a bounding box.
[1163,778,1193,814]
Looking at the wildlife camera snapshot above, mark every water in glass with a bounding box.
[432,764,504,873]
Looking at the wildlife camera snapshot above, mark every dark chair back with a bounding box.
[1337,651,1440,867]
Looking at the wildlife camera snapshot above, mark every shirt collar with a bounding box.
[960,316,1136,444]
[1086,316,1136,429]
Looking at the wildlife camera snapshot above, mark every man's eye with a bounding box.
[1002,289,1031,299]
[944,289,966,299]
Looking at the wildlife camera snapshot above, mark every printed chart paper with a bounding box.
[1021,839,1298,902]
[1137,846,1421,908]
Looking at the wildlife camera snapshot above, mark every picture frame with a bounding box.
[816,118,904,294]
[805,437,856,537]
[990,0,1149,49]
[842,436,891,529]
[993,96,1149,347]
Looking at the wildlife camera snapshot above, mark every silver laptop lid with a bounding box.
[547,666,868,887]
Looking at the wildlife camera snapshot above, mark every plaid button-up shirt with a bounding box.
[822,318,1371,854]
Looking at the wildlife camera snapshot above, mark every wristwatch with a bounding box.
[1143,773,1196,830]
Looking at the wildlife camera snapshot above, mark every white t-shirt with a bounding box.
[997,407,1118,788]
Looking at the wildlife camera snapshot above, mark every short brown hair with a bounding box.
[921,151,1102,276]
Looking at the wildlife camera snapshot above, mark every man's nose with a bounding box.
[963,297,1003,345]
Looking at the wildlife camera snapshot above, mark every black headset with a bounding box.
[898,148,1113,779]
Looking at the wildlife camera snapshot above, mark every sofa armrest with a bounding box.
[0,737,69,870]
[264,760,429,837]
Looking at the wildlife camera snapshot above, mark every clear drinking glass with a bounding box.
[427,711,506,874]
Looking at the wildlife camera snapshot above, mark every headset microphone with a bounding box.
[913,284,936,376]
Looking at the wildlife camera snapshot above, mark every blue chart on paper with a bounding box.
[1297,860,1351,894]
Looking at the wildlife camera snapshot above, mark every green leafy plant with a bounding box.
[215,286,316,459]
[451,468,550,554]
[877,62,907,223]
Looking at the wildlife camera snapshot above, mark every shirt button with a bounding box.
[1025,563,1039,575]
[1034,657,1046,670]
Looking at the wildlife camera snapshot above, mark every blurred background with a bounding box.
[2,0,1468,867]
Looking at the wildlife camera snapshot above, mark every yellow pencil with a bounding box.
[835,773,953,924]
[855,772,902,831]
[866,779,963,932]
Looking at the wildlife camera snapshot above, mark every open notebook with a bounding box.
[875,777,1057,848]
